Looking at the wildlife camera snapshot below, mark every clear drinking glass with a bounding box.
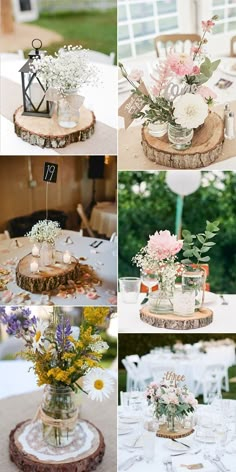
[142,419,157,463]
[119,277,141,303]
[140,269,158,299]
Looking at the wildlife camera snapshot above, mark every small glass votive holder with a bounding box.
[119,277,141,303]
[173,287,195,316]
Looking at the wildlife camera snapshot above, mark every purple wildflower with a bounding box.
[0,307,36,337]
[56,318,72,352]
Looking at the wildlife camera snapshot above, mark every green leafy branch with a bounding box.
[181,220,220,267]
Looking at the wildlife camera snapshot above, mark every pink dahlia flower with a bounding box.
[167,52,194,76]
[147,230,183,261]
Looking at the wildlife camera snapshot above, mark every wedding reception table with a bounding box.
[0,387,117,471]
[118,401,236,472]
[0,230,117,306]
[118,55,236,170]
[118,293,236,333]
[0,58,117,155]
[90,202,117,238]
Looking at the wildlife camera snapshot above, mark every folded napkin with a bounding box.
[172,454,215,471]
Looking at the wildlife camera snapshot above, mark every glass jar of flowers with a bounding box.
[0,306,114,448]
[27,219,61,267]
[145,374,198,433]
[181,220,220,309]
[119,16,220,150]
[31,45,98,128]
[132,230,183,313]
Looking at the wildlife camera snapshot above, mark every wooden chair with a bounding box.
[76,204,95,238]
[0,230,10,241]
[230,36,236,57]
[154,34,201,57]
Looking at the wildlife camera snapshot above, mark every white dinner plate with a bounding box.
[165,439,193,452]
[218,59,236,76]
[119,416,140,425]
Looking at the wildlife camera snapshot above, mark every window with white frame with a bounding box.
[118,0,236,59]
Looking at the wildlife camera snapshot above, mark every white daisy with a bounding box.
[32,320,48,353]
[89,336,109,353]
[173,93,208,129]
[83,368,114,402]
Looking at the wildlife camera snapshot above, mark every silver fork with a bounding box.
[214,455,230,472]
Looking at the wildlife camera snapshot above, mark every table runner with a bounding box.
[118,102,236,170]
[0,388,117,471]
[0,77,117,155]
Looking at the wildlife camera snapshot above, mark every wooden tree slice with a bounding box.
[16,252,80,293]
[142,112,224,169]
[156,423,194,439]
[140,306,213,330]
[9,419,105,472]
[13,105,96,149]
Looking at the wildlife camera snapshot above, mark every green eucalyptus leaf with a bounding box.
[205,231,217,239]
[196,235,205,244]
[200,246,211,253]
[199,256,210,262]
[204,242,216,247]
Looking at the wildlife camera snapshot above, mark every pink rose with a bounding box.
[192,65,200,75]
[202,19,215,33]
[128,69,144,82]
[167,52,194,76]
[147,230,183,261]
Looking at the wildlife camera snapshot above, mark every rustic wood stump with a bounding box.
[140,306,213,330]
[13,105,96,149]
[156,423,194,439]
[16,252,80,293]
[142,112,224,169]
[9,419,105,472]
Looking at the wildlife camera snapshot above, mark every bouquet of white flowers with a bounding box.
[26,220,61,243]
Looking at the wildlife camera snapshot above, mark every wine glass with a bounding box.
[140,269,158,300]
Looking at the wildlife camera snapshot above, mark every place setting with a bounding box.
[118,335,236,472]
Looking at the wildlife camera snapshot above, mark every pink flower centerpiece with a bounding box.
[146,374,198,432]
[147,230,183,261]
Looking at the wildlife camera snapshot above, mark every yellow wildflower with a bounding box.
[83,307,109,326]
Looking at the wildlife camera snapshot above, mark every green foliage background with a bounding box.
[118,171,236,293]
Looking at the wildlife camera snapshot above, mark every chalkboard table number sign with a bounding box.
[43,162,58,183]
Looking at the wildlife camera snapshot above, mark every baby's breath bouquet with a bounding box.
[26,220,61,244]
[31,45,98,96]
[0,306,114,447]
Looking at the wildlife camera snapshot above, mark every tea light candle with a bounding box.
[32,244,39,257]
[63,251,71,264]
[30,260,39,273]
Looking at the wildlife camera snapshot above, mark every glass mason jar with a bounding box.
[40,241,55,267]
[148,266,176,313]
[41,385,78,447]
[167,413,178,433]
[147,121,168,138]
[57,91,83,129]
[168,123,193,150]
[182,268,205,309]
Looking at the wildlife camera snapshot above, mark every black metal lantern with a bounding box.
[19,38,54,118]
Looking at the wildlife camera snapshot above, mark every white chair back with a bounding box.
[110,232,118,243]
[76,204,95,238]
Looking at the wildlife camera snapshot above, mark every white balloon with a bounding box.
[166,171,201,196]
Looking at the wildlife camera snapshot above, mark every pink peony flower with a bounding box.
[202,19,215,33]
[128,69,144,82]
[147,230,183,261]
[167,52,194,76]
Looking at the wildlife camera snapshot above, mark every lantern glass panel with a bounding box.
[23,71,48,113]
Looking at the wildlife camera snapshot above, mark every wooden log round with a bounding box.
[156,423,194,439]
[13,105,96,149]
[141,112,224,169]
[16,252,80,293]
[9,419,105,472]
[140,306,213,330]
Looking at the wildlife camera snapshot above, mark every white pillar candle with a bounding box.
[32,244,39,257]
[30,260,39,273]
[63,251,71,264]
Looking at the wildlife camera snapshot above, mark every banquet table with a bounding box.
[118,293,236,333]
[118,401,236,472]
[0,230,117,306]
[118,54,236,170]
[90,202,117,238]
[0,58,117,155]
[0,386,117,471]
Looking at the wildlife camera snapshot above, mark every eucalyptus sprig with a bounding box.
[181,220,220,267]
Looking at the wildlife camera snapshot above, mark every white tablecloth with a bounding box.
[0,230,117,306]
[118,293,236,333]
[90,202,117,238]
[0,58,117,155]
[118,402,236,472]
[0,360,42,399]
